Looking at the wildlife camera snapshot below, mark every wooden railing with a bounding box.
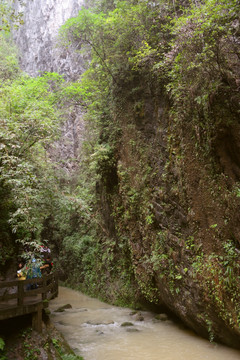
[0,272,58,332]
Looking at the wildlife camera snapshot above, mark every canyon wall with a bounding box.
[13,0,85,78]
[13,0,86,173]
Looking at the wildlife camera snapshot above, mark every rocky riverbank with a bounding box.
[0,311,82,360]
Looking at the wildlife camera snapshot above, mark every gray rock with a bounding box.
[12,0,85,79]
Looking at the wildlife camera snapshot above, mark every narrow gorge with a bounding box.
[1,0,240,357]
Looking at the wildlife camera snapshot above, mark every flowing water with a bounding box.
[49,287,240,360]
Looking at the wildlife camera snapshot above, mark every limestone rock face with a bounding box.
[12,0,86,172]
[13,0,85,78]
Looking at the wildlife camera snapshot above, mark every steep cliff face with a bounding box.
[13,0,85,78]
[97,70,240,348]
[84,3,240,347]
[13,0,86,173]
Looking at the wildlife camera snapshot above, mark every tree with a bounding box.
[165,0,240,139]
[0,54,64,262]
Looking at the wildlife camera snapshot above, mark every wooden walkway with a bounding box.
[0,272,58,332]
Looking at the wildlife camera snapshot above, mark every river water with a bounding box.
[49,287,240,360]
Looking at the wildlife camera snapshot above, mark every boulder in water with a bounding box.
[54,304,72,312]
[121,322,134,327]
[155,313,168,321]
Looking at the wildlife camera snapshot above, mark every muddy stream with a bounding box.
[49,287,240,360]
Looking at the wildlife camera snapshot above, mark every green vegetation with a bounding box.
[0,0,24,33]
[0,45,63,264]
[1,326,82,360]
[1,0,240,348]
[57,0,240,345]
[52,338,83,360]
[166,0,240,154]
[0,337,6,360]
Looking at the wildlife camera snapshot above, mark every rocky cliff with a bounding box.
[59,1,240,349]
[13,0,85,78]
[13,0,86,173]
[104,76,240,348]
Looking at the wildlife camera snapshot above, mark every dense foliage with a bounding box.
[1,0,240,348]
[58,0,240,346]
[0,32,63,267]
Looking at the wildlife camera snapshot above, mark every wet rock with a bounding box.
[103,321,114,325]
[54,304,72,312]
[70,308,88,313]
[135,313,144,321]
[130,311,144,321]
[86,320,114,326]
[129,311,138,316]
[155,313,168,321]
[126,328,140,333]
[121,322,134,327]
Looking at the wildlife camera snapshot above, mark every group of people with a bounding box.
[17,246,53,284]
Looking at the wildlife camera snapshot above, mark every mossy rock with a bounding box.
[121,322,134,327]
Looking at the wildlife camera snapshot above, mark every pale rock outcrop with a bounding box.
[13,0,85,78]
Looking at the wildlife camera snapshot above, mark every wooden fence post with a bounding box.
[17,280,24,306]
[55,273,58,297]
[32,304,42,332]
[42,276,47,301]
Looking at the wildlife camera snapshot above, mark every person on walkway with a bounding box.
[26,257,42,290]
[17,260,27,280]
[40,255,53,275]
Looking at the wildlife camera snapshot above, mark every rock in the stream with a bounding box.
[129,311,138,316]
[136,313,144,321]
[69,308,88,313]
[121,322,134,327]
[130,311,144,321]
[154,313,168,321]
[86,320,114,326]
[126,328,140,333]
[54,304,72,312]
